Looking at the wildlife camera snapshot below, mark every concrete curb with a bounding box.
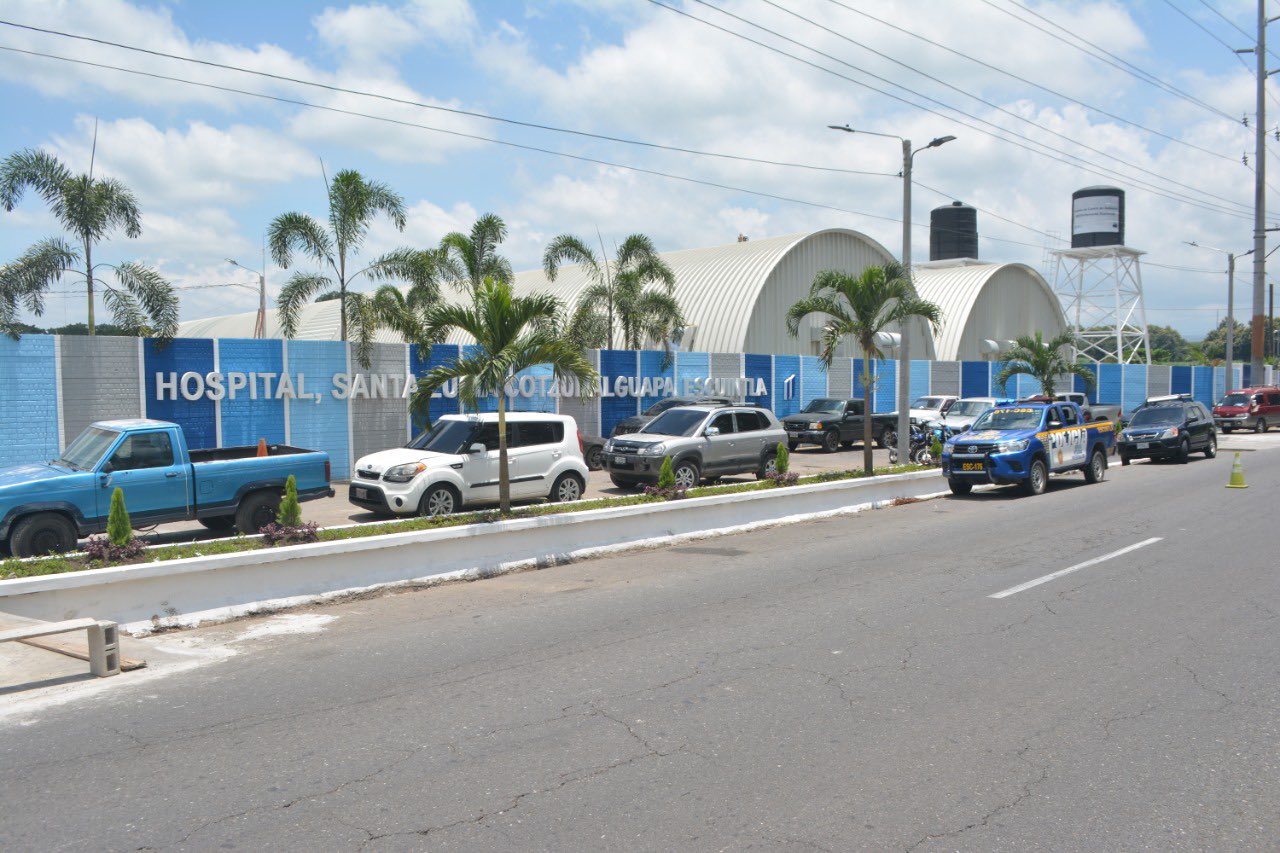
[0,469,943,630]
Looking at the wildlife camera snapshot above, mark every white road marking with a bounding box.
[989,537,1163,599]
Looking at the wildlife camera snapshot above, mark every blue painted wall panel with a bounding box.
[1017,373,1043,397]
[409,344,461,434]
[772,354,800,417]
[510,363,556,413]
[874,359,896,413]
[990,362,1011,398]
[217,338,286,447]
[910,360,931,401]
[600,349,639,439]
[1074,364,1099,403]
[852,358,871,400]
[0,335,59,468]
[1097,363,1122,407]
[800,356,826,407]
[462,344,498,413]
[640,350,675,413]
[1122,364,1147,413]
[745,353,772,410]
[961,361,989,398]
[285,341,350,480]
[145,338,216,451]
[676,351,709,399]
[1171,365,1192,396]
[1192,366,1214,408]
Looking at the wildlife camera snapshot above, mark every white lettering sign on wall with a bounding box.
[153,372,771,402]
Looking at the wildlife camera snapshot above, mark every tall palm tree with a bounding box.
[0,148,178,338]
[438,213,513,295]
[410,277,598,515]
[271,169,438,347]
[995,330,1095,398]
[786,262,943,474]
[543,233,682,351]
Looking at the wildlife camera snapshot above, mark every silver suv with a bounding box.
[603,404,788,489]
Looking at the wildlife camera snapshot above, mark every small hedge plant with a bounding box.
[260,475,319,546]
[83,487,146,563]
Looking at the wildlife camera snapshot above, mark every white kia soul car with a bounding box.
[349,412,589,516]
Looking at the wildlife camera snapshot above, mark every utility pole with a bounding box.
[1250,1,1277,381]
[1186,241,1249,386]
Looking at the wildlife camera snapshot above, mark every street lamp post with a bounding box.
[829,125,955,462]
[226,259,267,339]
[1186,242,1252,392]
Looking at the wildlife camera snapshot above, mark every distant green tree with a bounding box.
[1200,317,1250,362]
[1147,324,1191,363]
[107,487,132,546]
[438,213,514,295]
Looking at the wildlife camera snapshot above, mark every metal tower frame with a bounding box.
[1051,245,1151,365]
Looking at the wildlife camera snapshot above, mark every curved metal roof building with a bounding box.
[177,230,1063,362]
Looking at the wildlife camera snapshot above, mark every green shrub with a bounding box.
[930,436,944,462]
[107,487,132,546]
[775,442,790,474]
[277,475,303,527]
[657,456,675,489]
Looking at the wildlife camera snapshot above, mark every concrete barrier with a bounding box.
[0,469,943,631]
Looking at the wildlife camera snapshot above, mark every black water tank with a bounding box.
[1071,186,1125,247]
[929,201,978,261]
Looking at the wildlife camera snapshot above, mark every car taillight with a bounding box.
[324,460,331,482]
[577,431,585,454]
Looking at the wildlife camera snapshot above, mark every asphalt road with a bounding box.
[2,445,1278,851]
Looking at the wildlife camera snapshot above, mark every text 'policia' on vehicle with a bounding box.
[941,400,1115,497]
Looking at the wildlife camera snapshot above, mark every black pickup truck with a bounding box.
[780,398,898,452]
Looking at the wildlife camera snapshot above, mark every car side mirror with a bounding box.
[1047,421,1062,430]
[468,443,486,455]
[705,426,720,437]
[100,462,114,474]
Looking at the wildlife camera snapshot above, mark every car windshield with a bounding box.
[1218,393,1251,407]
[1129,406,1183,427]
[801,399,845,414]
[641,409,707,437]
[970,407,1044,431]
[406,419,477,454]
[947,400,991,417]
[912,397,946,410]
[54,426,119,470]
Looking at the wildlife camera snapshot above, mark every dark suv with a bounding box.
[610,395,733,437]
[1117,396,1217,465]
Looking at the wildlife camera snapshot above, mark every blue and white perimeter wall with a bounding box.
[1,334,1274,478]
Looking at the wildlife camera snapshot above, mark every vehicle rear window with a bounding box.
[513,421,563,447]
[735,411,766,432]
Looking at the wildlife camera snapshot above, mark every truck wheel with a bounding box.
[585,445,604,471]
[236,491,281,535]
[1256,418,1269,433]
[1022,459,1048,496]
[418,483,460,517]
[672,460,700,489]
[757,452,779,480]
[610,475,640,490]
[9,513,77,557]
[822,430,840,453]
[198,516,236,533]
[948,479,973,496]
[1083,448,1107,483]
[879,429,897,450]
[1178,438,1191,464]
[1204,434,1218,458]
[549,472,585,503]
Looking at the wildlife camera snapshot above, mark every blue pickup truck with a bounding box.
[940,401,1115,497]
[0,420,333,557]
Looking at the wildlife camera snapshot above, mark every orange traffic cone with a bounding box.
[256,438,268,457]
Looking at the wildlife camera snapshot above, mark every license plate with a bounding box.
[960,462,984,471]
[613,455,626,464]
[1136,442,1149,449]
[354,487,368,499]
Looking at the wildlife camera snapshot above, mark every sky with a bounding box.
[0,0,1276,339]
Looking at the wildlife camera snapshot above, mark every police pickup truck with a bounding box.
[940,401,1115,496]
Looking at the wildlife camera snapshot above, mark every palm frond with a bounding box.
[0,148,72,214]
[269,212,333,269]
[276,271,332,338]
[344,291,381,369]
[0,237,78,317]
[112,261,178,340]
[101,287,149,336]
[542,233,598,281]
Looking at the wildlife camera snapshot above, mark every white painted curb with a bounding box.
[0,469,942,630]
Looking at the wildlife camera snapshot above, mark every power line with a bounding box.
[0,18,893,180]
[821,0,1238,163]
[755,0,1253,213]
[1192,0,1280,65]
[648,0,1263,221]
[982,0,1239,123]
[1160,0,1280,116]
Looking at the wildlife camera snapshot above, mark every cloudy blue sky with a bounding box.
[0,0,1274,337]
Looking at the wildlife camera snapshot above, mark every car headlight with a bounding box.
[641,443,667,456]
[604,440,615,452]
[1157,427,1180,439]
[383,462,426,483]
[995,439,1030,453]
[809,421,823,430]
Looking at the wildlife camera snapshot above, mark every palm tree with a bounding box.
[995,330,1095,398]
[438,213,514,295]
[409,277,598,515]
[0,149,178,338]
[271,169,438,348]
[786,262,942,474]
[543,233,682,351]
